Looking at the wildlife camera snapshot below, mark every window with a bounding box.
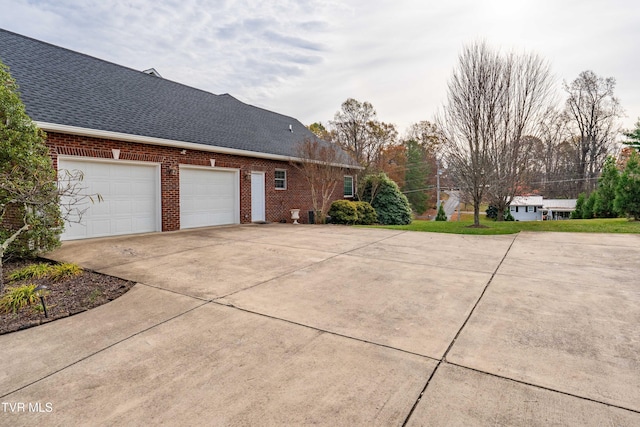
[275,169,286,190]
[344,176,354,198]
[510,206,516,212]
[527,206,537,213]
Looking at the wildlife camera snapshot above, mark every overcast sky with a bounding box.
[2,0,639,134]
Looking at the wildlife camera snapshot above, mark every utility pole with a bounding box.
[436,159,442,210]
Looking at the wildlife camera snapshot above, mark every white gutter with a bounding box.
[36,121,360,169]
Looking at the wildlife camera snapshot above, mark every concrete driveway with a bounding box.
[1,225,639,425]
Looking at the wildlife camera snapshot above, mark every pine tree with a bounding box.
[435,203,447,221]
[623,118,640,152]
[402,139,429,214]
[614,151,640,220]
[593,156,620,218]
[571,193,586,219]
[582,192,596,219]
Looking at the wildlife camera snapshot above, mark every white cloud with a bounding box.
[1,0,639,132]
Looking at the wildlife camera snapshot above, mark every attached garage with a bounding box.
[179,166,240,229]
[1,29,358,238]
[59,158,161,240]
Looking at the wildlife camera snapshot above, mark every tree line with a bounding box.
[309,41,637,225]
[308,100,441,216]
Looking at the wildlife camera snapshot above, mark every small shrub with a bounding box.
[435,204,447,221]
[86,289,103,305]
[354,201,378,225]
[49,263,83,282]
[328,200,358,224]
[0,284,43,313]
[486,205,514,221]
[8,263,52,282]
[486,205,498,220]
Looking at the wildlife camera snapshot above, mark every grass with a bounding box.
[370,217,640,235]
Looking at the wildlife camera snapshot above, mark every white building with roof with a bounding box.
[509,196,577,221]
[509,196,544,221]
[542,199,577,220]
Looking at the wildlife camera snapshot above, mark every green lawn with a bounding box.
[369,218,640,235]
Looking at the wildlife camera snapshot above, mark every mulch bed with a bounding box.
[0,259,135,335]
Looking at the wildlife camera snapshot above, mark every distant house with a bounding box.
[542,199,577,220]
[510,196,544,221]
[509,196,577,221]
[0,29,356,240]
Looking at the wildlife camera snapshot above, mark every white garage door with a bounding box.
[59,158,160,240]
[180,166,239,229]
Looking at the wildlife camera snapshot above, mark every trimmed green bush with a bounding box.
[354,201,378,225]
[328,200,379,225]
[435,204,447,221]
[361,173,412,225]
[328,200,358,224]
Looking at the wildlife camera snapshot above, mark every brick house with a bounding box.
[0,29,355,240]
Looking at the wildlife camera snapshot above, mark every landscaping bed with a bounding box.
[0,259,135,335]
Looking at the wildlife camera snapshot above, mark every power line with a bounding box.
[528,176,599,185]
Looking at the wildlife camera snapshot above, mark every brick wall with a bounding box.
[45,132,350,231]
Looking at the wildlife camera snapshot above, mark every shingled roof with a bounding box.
[0,29,342,162]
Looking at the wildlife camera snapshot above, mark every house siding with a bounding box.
[46,132,349,229]
[511,206,542,221]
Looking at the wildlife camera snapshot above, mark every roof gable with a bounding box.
[0,29,336,161]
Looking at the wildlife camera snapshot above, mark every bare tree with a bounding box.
[484,50,554,219]
[292,138,349,223]
[330,98,397,197]
[367,121,398,172]
[331,98,376,167]
[439,42,554,225]
[527,108,580,197]
[406,120,443,154]
[307,122,334,142]
[564,70,623,193]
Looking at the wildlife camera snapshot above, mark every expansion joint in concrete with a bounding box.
[401,233,519,426]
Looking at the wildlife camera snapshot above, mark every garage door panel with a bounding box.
[89,219,111,236]
[59,159,160,240]
[113,200,133,214]
[135,199,156,212]
[113,181,132,195]
[114,218,133,233]
[180,167,239,229]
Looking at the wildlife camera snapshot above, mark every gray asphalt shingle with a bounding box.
[0,29,320,158]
